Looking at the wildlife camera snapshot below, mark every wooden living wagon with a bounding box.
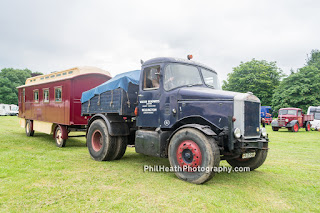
[17,66,111,147]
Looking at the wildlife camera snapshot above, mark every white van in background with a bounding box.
[9,104,19,116]
[307,106,320,130]
[0,104,10,116]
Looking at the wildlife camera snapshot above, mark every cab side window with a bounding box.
[298,111,302,116]
[143,66,160,90]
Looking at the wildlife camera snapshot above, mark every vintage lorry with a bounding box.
[271,108,314,132]
[261,106,273,125]
[81,56,269,184]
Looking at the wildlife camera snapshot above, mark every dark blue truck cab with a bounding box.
[81,57,269,184]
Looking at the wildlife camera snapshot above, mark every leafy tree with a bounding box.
[272,50,320,113]
[222,59,284,106]
[0,68,43,105]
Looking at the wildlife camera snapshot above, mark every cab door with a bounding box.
[136,65,161,128]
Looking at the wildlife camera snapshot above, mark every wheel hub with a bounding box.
[92,130,102,152]
[56,129,62,145]
[176,140,202,169]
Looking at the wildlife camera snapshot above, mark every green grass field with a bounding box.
[0,116,319,212]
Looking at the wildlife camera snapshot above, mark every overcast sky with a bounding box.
[0,0,319,82]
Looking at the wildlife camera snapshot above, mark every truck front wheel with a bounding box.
[87,119,116,161]
[272,127,279,131]
[292,123,299,132]
[227,148,268,171]
[168,128,220,184]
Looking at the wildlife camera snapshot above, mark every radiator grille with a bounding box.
[244,101,260,137]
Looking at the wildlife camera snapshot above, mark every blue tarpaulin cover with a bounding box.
[81,70,141,103]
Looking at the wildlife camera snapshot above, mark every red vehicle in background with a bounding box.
[271,108,314,132]
[17,66,111,147]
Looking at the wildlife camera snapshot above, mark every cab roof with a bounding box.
[279,108,301,110]
[142,57,217,73]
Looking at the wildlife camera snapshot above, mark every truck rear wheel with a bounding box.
[227,148,268,171]
[272,127,279,131]
[168,128,220,184]
[55,126,67,147]
[87,119,116,161]
[305,122,311,132]
[111,136,127,160]
[25,120,34,136]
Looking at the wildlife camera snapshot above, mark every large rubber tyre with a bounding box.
[55,126,67,148]
[292,123,299,132]
[168,128,220,184]
[227,148,268,171]
[272,127,279,131]
[25,120,34,136]
[112,136,127,160]
[305,122,311,132]
[87,119,116,161]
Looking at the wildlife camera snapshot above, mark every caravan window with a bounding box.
[55,87,62,102]
[34,90,39,102]
[43,89,49,103]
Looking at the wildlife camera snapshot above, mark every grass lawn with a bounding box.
[0,116,319,212]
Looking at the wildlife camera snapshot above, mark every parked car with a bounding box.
[307,106,320,130]
[271,108,314,132]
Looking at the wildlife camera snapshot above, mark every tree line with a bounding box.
[1,50,319,111]
[223,49,320,114]
[0,68,43,105]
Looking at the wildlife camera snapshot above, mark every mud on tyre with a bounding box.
[87,119,117,161]
[168,128,220,184]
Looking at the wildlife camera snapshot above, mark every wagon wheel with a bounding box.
[55,126,67,147]
[25,120,34,136]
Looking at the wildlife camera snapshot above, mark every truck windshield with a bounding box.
[164,64,203,91]
[201,68,221,89]
[279,110,297,115]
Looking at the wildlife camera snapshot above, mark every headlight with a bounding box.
[234,128,241,139]
[285,119,289,122]
[261,127,267,137]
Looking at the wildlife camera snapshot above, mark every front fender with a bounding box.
[286,120,298,127]
[168,124,217,144]
[271,120,279,127]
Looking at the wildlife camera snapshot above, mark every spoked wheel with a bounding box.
[55,126,67,147]
[168,128,220,184]
[87,119,116,161]
[292,123,299,132]
[305,122,311,132]
[25,120,34,136]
